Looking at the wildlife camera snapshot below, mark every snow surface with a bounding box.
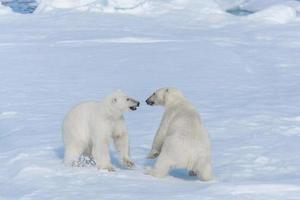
[238,0,300,12]
[0,3,14,15]
[247,5,297,24]
[1,1,300,200]
[34,0,300,16]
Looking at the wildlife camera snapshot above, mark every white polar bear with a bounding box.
[145,88,214,181]
[62,90,140,171]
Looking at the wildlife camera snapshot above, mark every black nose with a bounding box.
[145,98,153,105]
[137,102,140,107]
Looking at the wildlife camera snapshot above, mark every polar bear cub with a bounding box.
[62,90,139,171]
[145,88,214,181]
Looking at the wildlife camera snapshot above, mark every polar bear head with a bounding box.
[145,88,185,107]
[108,90,140,112]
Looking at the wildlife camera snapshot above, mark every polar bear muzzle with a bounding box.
[145,93,155,106]
[145,98,154,106]
[128,98,140,111]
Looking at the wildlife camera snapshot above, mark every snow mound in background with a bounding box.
[35,0,226,15]
[216,0,300,12]
[239,0,300,12]
[0,3,14,15]
[248,5,297,24]
[36,0,176,14]
[35,0,100,12]
[34,0,299,24]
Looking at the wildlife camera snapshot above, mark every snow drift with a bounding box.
[247,5,297,24]
[0,3,14,15]
[35,0,227,16]
[237,0,300,13]
[35,0,182,14]
[34,0,299,24]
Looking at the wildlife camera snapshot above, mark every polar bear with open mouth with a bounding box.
[62,90,139,171]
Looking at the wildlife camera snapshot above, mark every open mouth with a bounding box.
[129,105,138,111]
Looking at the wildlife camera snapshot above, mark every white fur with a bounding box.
[146,88,214,181]
[62,90,139,171]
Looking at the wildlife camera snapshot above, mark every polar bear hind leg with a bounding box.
[195,160,214,181]
[64,144,85,167]
[91,137,115,171]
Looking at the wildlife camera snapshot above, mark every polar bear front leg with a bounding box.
[113,118,134,168]
[113,132,134,169]
[148,113,169,159]
[92,136,115,172]
[64,145,84,167]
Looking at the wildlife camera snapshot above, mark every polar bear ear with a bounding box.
[112,98,117,104]
[163,89,169,103]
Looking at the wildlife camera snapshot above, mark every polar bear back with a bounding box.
[167,102,207,137]
[62,101,111,146]
[164,101,211,158]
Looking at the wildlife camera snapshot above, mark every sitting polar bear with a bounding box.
[145,88,214,181]
[62,90,140,171]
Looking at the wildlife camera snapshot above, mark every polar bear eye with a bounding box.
[126,98,129,101]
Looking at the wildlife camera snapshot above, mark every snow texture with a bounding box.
[0,3,14,14]
[1,0,300,199]
[247,5,297,24]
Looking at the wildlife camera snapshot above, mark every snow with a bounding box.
[33,0,300,17]
[0,3,14,14]
[34,0,229,16]
[1,0,300,199]
[239,0,300,12]
[36,0,172,14]
[247,5,297,24]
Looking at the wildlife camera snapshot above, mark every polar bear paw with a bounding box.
[147,150,160,159]
[106,166,116,172]
[144,166,166,178]
[188,170,198,176]
[98,165,116,172]
[123,158,135,169]
[71,161,83,167]
[144,166,154,175]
